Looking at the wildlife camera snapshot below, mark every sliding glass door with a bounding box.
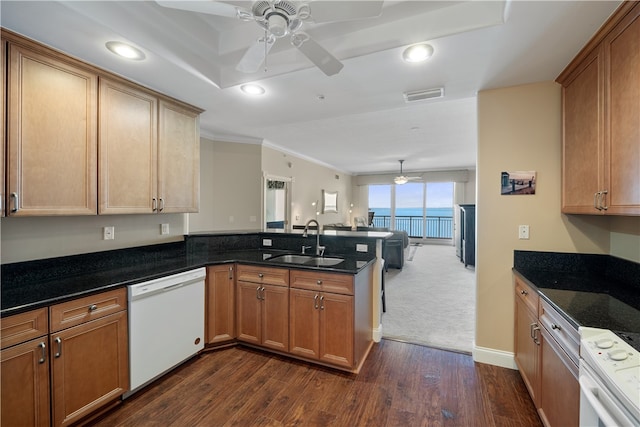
[368,182,453,239]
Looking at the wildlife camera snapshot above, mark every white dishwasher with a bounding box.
[125,267,206,398]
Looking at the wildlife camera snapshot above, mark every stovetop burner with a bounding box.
[613,330,640,352]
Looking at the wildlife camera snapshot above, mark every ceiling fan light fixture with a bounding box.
[266,12,289,38]
[402,43,434,63]
[240,84,265,95]
[394,176,409,185]
[105,41,145,60]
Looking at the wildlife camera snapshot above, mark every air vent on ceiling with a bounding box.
[403,87,444,103]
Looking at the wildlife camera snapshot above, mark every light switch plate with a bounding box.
[161,223,170,235]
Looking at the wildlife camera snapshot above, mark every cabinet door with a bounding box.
[538,327,580,427]
[604,6,640,215]
[98,78,157,214]
[1,337,50,427]
[289,288,320,360]
[236,280,262,345]
[1,38,5,217]
[261,284,289,352]
[514,297,540,407]
[319,292,354,368]
[206,265,236,344]
[51,311,128,427]
[158,99,200,213]
[561,47,604,214]
[7,43,97,216]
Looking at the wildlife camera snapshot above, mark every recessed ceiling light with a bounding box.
[402,43,434,63]
[105,41,146,60]
[240,84,265,95]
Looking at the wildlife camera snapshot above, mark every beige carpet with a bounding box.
[382,243,476,354]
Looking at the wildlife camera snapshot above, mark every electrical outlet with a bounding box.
[263,239,272,247]
[518,225,530,240]
[356,244,368,252]
[103,226,115,240]
[161,223,170,235]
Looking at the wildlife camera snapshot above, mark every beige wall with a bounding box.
[475,81,639,365]
[261,146,353,227]
[1,213,185,263]
[188,137,262,232]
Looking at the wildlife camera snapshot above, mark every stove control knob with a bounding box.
[595,338,614,349]
[608,349,628,361]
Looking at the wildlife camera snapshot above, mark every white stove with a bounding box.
[579,327,640,426]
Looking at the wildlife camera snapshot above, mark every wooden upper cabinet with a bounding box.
[99,77,158,214]
[158,99,200,213]
[1,39,6,218]
[6,42,98,216]
[604,6,640,214]
[558,2,640,215]
[561,47,603,213]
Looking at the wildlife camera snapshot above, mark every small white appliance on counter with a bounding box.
[124,267,206,398]
[579,327,640,426]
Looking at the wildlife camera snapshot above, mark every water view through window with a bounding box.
[369,182,454,239]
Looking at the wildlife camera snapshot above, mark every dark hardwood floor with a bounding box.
[93,340,542,427]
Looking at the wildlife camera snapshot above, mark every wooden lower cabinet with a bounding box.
[206,265,236,345]
[51,310,129,427]
[514,278,540,406]
[290,288,354,368]
[236,265,289,352]
[538,326,580,427]
[0,289,129,427]
[1,337,51,427]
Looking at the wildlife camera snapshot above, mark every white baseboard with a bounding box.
[473,344,517,369]
[372,324,383,343]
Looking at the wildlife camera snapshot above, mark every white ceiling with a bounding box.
[1,1,621,176]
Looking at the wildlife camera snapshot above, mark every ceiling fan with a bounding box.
[155,0,384,76]
[394,160,421,185]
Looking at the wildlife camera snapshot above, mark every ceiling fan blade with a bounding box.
[155,1,248,19]
[308,1,384,23]
[291,33,343,76]
[236,37,275,73]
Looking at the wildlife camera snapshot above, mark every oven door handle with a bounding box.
[579,373,633,427]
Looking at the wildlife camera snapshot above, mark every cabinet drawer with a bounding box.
[1,308,49,350]
[539,299,580,367]
[290,270,354,296]
[236,265,289,287]
[515,276,538,315]
[50,288,127,333]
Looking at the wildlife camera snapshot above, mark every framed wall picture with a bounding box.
[501,171,536,195]
[322,190,338,213]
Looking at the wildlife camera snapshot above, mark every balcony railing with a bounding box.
[371,215,452,239]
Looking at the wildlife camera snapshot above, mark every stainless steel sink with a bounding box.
[268,254,344,267]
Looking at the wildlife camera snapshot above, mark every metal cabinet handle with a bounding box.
[600,190,608,210]
[314,294,319,309]
[38,342,47,364]
[320,295,325,310]
[159,198,164,212]
[54,337,62,358]
[88,304,98,312]
[152,198,157,211]
[520,289,528,296]
[228,266,233,280]
[260,286,265,300]
[256,286,261,300]
[594,192,601,210]
[531,325,540,345]
[10,192,19,213]
[551,324,562,331]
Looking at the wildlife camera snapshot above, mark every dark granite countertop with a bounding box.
[513,250,640,334]
[1,242,376,317]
